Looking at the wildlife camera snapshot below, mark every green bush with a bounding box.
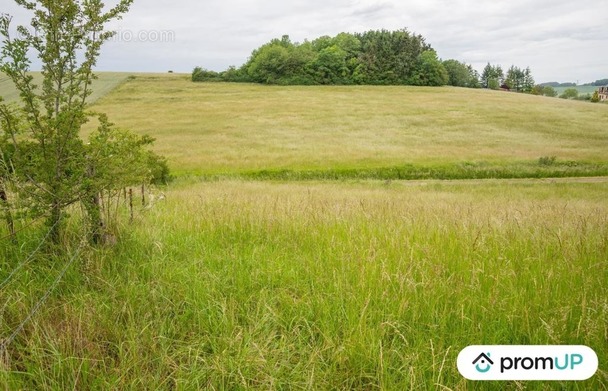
[192,67,222,82]
[147,152,173,185]
[538,156,557,166]
[559,88,578,100]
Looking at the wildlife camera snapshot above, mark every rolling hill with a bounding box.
[86,74,608,178]
[0,71,133,104]
[2,72,607,390]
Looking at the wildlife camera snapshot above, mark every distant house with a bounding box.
[599,86,608,102]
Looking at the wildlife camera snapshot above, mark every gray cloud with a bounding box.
[351,2,395,18]
[2,0,607,82]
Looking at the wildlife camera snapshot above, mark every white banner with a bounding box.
[457,345,598,381]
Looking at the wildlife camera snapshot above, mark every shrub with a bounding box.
[147,152,173,185]
[192,67,222,82]
[538,156,557,166]
[559,88,578,100]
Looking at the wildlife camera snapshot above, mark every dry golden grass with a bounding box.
[88,74,608,175]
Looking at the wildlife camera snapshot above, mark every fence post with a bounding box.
[129,188,134,223]
[0,181,15,242]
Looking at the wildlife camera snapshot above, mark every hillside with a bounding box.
[0,72,133,104]
[2,73,608,389]
[89,74,608,177]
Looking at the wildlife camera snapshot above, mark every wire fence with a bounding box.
[0,186,152,358]
[0,218,60,291]
[0,215,47,243]
[0,239,86,354]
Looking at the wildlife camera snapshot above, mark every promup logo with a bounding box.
[472,353,494,373]
[458,346,598,381]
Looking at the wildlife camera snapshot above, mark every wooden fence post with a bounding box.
[129,188,134,223]
[0,181,15,242]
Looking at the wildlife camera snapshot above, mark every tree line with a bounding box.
[192,29,539,91]
[194,29,606,104]
[195,30,455,87]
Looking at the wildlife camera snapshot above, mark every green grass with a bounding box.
[553,85,602,96]
[87,75,608,177]
[212,160,608,181]
[0,72,133,104]
[2,75,608,389]
[1,180,607,389]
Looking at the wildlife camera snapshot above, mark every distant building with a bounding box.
[599,86,608,102]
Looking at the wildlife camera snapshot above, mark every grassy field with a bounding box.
[553,85,602,96]
[88,75,608,177]
[1,75,607,389]
[0,72,133,104]
[1,180,607,389]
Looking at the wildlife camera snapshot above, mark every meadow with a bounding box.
[1,74,607,389]
[89,75,608,177]
[553,85,602,96]
[0,72,131,104]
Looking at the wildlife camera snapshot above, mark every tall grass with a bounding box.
[1,180,606,389]
[216,160,608,181]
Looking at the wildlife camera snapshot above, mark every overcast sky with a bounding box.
[3,0,607,83]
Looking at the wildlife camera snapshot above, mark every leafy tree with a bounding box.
[311,45,349,84]
[409,50,448,86]
[282,42,316,84]
[590,90,600,103]
[505,65,524,91]
[543,86,558,97]
[220,66,249,82]
[443,59,470,87]
[443,60,479,88]
[356,29,430,85]
[466,65,481,88]
[0,0,165,244]
[246,43,290,84]
[192,67,221,82]
[531,85,557,97]
[522,67,534,93]
[559,88,579,100]
[481,63,503,89]
[208,29,471,87]
[244,35,318,85]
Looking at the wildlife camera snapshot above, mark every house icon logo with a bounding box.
[473,353,494,373]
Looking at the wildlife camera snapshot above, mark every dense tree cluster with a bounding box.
[442,60,480,88]
[192,29,605,103]
[480,63,534,92]
[194,30,450,86]
[587,79,608,87]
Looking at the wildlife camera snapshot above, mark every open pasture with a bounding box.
[1,74,607,389]
[88,75,608,177]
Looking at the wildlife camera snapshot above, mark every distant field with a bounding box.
[88,75,608,177]
[553,85,601,95]
[0,72,133,104]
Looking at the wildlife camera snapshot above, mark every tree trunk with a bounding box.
[129,188,134,223]
[86,192,103,245]
[49,200,62,244]
[85,160,104,244]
